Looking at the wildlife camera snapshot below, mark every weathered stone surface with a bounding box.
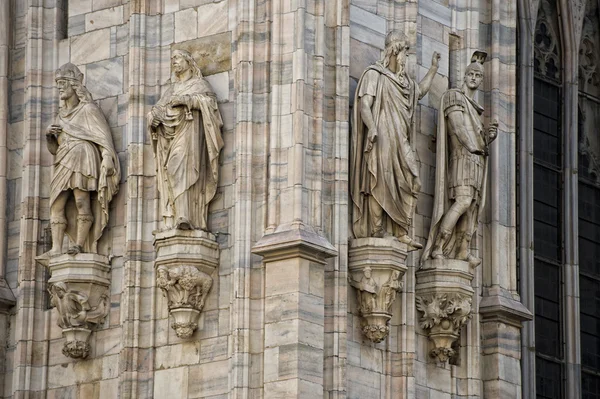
[172,32,232,77]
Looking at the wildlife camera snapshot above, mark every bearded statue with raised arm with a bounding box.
[350,30,440,250]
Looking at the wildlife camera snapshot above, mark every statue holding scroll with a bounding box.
[148,49,224,231]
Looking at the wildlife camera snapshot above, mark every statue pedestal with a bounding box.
[154,229,219,338]
[45,254,111,359]
[348,238,408,343]
[416,259,475,363]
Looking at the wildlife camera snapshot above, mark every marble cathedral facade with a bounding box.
[0,0,598,398]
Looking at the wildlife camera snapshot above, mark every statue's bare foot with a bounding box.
[467,254,481,267]
[398,234,423,250]
[176,217,193,230]
[67,245,83,255]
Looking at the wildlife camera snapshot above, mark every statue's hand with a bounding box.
[169,95,188,107]
[364,130,378,153]
[488,119,499,140]
[431,51,441,68]
[151,117,161,128]
[101,156,115,177]
[46,124,61,137]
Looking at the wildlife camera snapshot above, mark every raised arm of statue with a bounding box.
[418,51,441,99]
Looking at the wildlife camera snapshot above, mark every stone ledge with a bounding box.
[479,287,533,328]
[154,229,220,274]
[252,223,337,264]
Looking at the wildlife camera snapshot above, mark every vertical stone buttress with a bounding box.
[479,0,533,397]
[252,1,341,397]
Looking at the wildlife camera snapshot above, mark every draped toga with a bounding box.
[351,64,421,238]
[150,75,224,230]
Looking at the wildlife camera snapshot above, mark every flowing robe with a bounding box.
[150,75,224,230]
[421,89,491,262]
[351,64,421,238]
[50,102,120,253]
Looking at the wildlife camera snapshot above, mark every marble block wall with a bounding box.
[0,0,524,398]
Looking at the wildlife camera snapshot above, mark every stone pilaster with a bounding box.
[253,224,337,398]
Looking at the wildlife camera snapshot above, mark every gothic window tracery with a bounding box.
[534,0,562,81]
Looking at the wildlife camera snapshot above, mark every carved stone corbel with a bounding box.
[349,238,407,343]
[45,254,111,359]
[154,229,219,339]
[415,258,474,363]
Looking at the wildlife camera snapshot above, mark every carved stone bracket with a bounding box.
[154,229,219,339]
[415,258,474,363]
[349,238,408,343]
[45,254,111,359]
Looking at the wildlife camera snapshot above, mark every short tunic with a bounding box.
[442,90,485,200]
[51,132,102,194]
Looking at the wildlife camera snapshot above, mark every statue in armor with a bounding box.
[422,51,498,266]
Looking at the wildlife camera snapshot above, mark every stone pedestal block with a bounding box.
[348,238,408,343]
[415,258,474,363]
[45,254,111,359]
[154,229,219,338]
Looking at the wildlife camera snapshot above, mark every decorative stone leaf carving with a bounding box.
[157,265,213,338]
[416,293,473,363]
[154,229,219,339]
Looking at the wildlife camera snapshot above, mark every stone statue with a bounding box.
[148,49,224,231]
[422,51,498,266]
[43,63,120,257]
[351,30,440,249]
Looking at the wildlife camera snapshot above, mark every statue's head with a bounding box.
[463,51,487,91]
[380,30,409,73]
[49,282,68,298]
[391,270,400,280]
[55,63,93,104]
[171,49,203,80]
[364,267,373,278]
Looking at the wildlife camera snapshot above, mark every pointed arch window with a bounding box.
[532,1,565,398]
[578,2,600,398]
